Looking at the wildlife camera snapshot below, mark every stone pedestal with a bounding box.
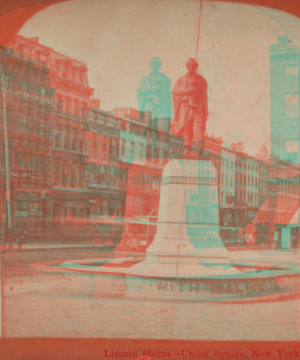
[128,159,236,278]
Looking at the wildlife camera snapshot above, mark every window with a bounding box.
[81,102,88,118]
[65,97,71,114]
[72,131,79,152]
[93,140,97,157]
[89,200,98,218]
[24,65,30,79]
[39,53,47,64]
[40,87,46,97]
[121,140,126,156]
[285,93,299,118]
[163,148,168,159]
[108,117,116,127]
[19,99,26,115]
[26,157,32,172]
[44,106,50,121]
[111,138,117,153]
[80,70,85,84]
[19,123,26,134]
[71,164,79,188]
[102,139,107,160]
[147,145,152,157]
[62,162,70,187]
[54,128,60,148]
[90,170,96,185]
[97,113,107,124]
[84,139,89,154]
[285,139,299,153]
[74,99,80,117]
[140,143,144,158]
[35,129,40,151]
[111,167,116,185]
[99,165,105,183]
[63,128,70,150]
[153,146,159,158]
[28,127,32,149]
[28,101,34,117]
[17,201,28,218]
[64,62,70,79]
[65,135,70,150]
[53,161,59,186]
[284,65,298,76]
[57,97,63,112]
[131,142,135,158]
[36,104,43,119]
[72,67,77,82]
[22,81,28,91]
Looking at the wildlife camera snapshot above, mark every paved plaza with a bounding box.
[1,248,299,339]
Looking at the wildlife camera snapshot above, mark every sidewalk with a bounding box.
[3,243,300,265]
[1,240,114,252]
[228,248,300,265]
[1,232,117,251]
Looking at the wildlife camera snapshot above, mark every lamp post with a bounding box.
[0,52,11,233]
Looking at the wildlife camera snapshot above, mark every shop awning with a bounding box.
[253,191,299,226]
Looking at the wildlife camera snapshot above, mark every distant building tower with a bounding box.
[270,35,299,165]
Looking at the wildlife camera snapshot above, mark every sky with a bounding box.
[18,0,300,155]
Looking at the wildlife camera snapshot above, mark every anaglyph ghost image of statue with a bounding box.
[137,57,172,133]
[116,57,228,261]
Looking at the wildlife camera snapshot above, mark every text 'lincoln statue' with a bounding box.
[172,58,208,146]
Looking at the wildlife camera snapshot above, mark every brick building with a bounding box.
[270,35,300,165]
[0,42,54,234]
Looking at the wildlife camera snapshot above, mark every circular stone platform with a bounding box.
[29,255,300,303]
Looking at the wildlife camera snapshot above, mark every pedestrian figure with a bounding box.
[15,225,28,250]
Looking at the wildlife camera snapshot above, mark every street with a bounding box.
[1,248,299,339]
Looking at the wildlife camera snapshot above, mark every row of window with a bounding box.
[90,110,169,144]
[3,57,49,86]
[55,61,86,85]
[234,190,267,207]
[21,81,49,96]
[236,161,268,176]
[90,165,118,187]
[16,42,87,85]
[120,139,169,160]
[53,126,84,153]
[277,194,299,212]
[16,155,48,188]
[52,161,126,190]
[19,99,52,120]
[56,95,88,117]
[284,93,299,118]
[18,123,50,153]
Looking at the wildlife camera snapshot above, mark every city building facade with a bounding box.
[0,34,298,249]
[270,35,300,165]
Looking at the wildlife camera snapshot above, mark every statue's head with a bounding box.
[186,58,198,73]
[150,57,161,71]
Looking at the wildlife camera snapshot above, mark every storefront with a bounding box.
[15,192,29,220]
[14,191,46,233]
